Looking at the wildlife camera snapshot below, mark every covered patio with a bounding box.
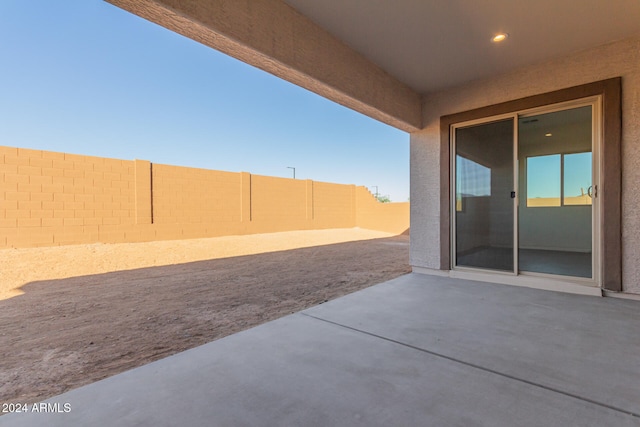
[3,273,639,426]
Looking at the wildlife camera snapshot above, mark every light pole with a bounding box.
[287,166,296,179]
[372,185,379,199]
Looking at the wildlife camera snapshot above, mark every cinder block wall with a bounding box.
[1,147,137,247]
[0,146,409,248]
[356,187,410,235]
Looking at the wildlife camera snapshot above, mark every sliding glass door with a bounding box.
[454,118,515,273]
[452,100,598,282]
[518,106,593,278]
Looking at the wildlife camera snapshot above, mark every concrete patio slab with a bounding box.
[304,274,640,417]
[1,273,639,426]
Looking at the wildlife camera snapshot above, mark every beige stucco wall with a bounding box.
[410,34,640,293]
[0,146,408,248]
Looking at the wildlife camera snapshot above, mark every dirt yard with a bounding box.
[0,228,410,406]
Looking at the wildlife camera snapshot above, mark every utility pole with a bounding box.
[372,185,379,199]
[287,166,296,179]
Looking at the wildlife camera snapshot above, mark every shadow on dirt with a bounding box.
[0,234,410,405]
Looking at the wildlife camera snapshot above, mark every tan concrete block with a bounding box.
[103,187,121,196]
[0,146,18,157]
[8,232,54,247]
[18,183,41,193]
[73,177,93,187]
[0,163,18,174]
[84,201,104,210]
[0,229,16,247]
[41,167,65,178]
[3,155,30,166]
[84,217,103,226]
[104,172,121,181]
[75,210,94,218]
[17,164,41,177]
[52,159,74,170]
[85,186,104,195]
[4,174,30,185]
[154,228,183,240]
[63,218,84,227]
[42,218,64,227]
[17,218,41,227]
[0,218,17,228]
[5,192,30,201]
[63,185,84,194]
[30,193,54,202]
[1,182,18,192]
[83,224,100,236]
[18,148,42,159]
[112,194,131,204]
[92,161,110,173]
[29,157,53,168]
[73,160,95,172]
[136,215,152,225]
[41,150,65,160]
[102,217,121,225]
[2,200,18,210]
[123,229,144,242]
[52,175,74,186]
[98,230,126,243]
[94,209,111,218]
[41,183,64,194]
[92,178,109,189]
[74,194,94,203]
[54,193,75,202]
[63,168,85,179]
[18,201,42,210]
[103,202,121,210]
[64,201,84,211]
[42,201,64,210]
[54,210,75,219]
[111,180,129,189]
[137,229,157,241]
[30,175,53,186]
[85,171,104,180]
[54,232,87,245]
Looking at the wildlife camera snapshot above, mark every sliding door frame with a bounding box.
[450,113,518,275]
[440,78,621,292]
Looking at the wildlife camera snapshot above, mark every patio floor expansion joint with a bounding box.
[300,312,640,419]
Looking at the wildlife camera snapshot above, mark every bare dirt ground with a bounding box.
[0,228,410,406]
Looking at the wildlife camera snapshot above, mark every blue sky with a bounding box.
[0,0,409,201]
[527,153,591,199]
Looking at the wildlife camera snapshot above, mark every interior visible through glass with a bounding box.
[518,106,593,278]
[455,119,514,272]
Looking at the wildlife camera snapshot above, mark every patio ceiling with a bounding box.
[284,0,640,94]
[105,0,640,132]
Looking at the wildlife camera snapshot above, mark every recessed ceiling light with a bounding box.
[492,33,508,43]
[545,133,553,137]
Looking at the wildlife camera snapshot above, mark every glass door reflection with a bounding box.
[455,118,515,272]
[517,106,593,278]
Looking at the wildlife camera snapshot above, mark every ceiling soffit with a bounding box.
[284,0,640,94]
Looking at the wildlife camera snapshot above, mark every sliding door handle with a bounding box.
[510,191,516,199]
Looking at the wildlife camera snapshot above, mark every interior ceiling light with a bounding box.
[545,133,553,137]
[492,33,508,43]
